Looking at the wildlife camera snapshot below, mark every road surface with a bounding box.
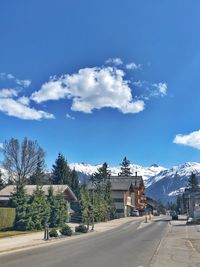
[0,217,169,267]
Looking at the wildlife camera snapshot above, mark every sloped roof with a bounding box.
[0,185,77,202]
[87,175,143,191]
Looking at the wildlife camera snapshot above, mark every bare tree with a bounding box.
[2,137,45,188]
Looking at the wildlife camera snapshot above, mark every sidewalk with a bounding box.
[150,220,200,267]
[0,216,142,254]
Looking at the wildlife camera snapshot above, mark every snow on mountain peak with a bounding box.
[69,162,166,181]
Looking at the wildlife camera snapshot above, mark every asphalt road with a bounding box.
[0,217,169,267]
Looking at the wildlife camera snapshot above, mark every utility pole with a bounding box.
[91,182,95,230]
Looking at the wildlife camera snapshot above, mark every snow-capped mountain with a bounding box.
[146,162,200,203]
[69,162,166,182]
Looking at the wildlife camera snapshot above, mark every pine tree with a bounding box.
[56,192,68,226]
[51,153,71,185]
[29,156,46,185]
[47,186,60,227]
[91,162,111,187]
[104,180,116,220]
[28,186,50,230]
[70,168,80,199]
[80,187,92,229]
[119,157,132,176]
[188,172,199,189]
[11,186,30,230]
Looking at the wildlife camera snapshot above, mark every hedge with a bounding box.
[0,208,16,230]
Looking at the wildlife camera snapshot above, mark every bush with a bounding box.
[60,224,72,236]
[75,224,88,233]
[49,228,58,238]
[0,208,16,230]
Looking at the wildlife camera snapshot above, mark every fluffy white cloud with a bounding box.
[17,96,30,106]
[0,89,18,98]
[105,58,123,65]
[126,62,141,70]
[32,66,145,114]
[173,130,200,150]
[0,98,54,120]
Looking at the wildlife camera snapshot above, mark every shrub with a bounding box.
[75,224,88,233]
[60,224,72,236]
[49,228,58,238]
[0,208,16,230]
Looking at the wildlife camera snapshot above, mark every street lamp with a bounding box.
[91,182,95,230]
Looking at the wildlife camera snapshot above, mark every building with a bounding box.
[88,173,146,218]
[109,174,146,218]
[0,185,77,214]
[180,188,200,218]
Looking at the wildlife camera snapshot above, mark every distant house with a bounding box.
[180,188,200,218]
[0,185,77,212]
[88,173,146,218]
[109,174,146,218]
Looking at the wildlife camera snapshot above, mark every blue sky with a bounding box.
[0,0,200,169]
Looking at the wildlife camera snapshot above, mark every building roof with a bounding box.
[87,175,144,191]
[0,185,77,202]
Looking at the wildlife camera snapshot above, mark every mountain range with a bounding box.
[1,161,200,204]
[69,162,200,203]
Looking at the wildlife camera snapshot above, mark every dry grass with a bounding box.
[0,230,32,238]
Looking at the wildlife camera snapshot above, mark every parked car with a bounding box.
[131,210,139,217]
[170,211,178,220]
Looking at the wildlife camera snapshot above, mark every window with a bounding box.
[116,209,124,213]
[114,198,124,203]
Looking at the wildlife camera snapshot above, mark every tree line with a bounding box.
[0,137,134,230]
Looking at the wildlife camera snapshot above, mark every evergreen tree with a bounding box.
[80,187,92,229]
[28,186,50,230]
[56,192,68,226]
[0,170,4,190]
[188,172,199,189]
[91,162,111,195]
[29,156,46,185]
[119,157,132,176]
[11,186,30,230]
[51,153,71,185]
[47,186,60,227]
[104,180,116,220]
[70,168,80,199]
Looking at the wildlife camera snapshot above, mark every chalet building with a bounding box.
[0,185,77,215]
[109,174,146,218]
[88,173,146,218]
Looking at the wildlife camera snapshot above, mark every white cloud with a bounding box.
[0,98,54,120]
[152,82,167,96]
[126,62,141,70]
[0,73,15,80]
[17,96,30,106]
[16,79,31,87]
[0,89,18,98]
[66,113,75,120]
[32,66,145,114]
[173,130,200,150]
[0,72,31,87]
[105,58,123,66]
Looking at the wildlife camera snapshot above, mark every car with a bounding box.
[131,210,139,217]
[171,211,178,220]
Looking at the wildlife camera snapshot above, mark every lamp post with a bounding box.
[91,182,95,230]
